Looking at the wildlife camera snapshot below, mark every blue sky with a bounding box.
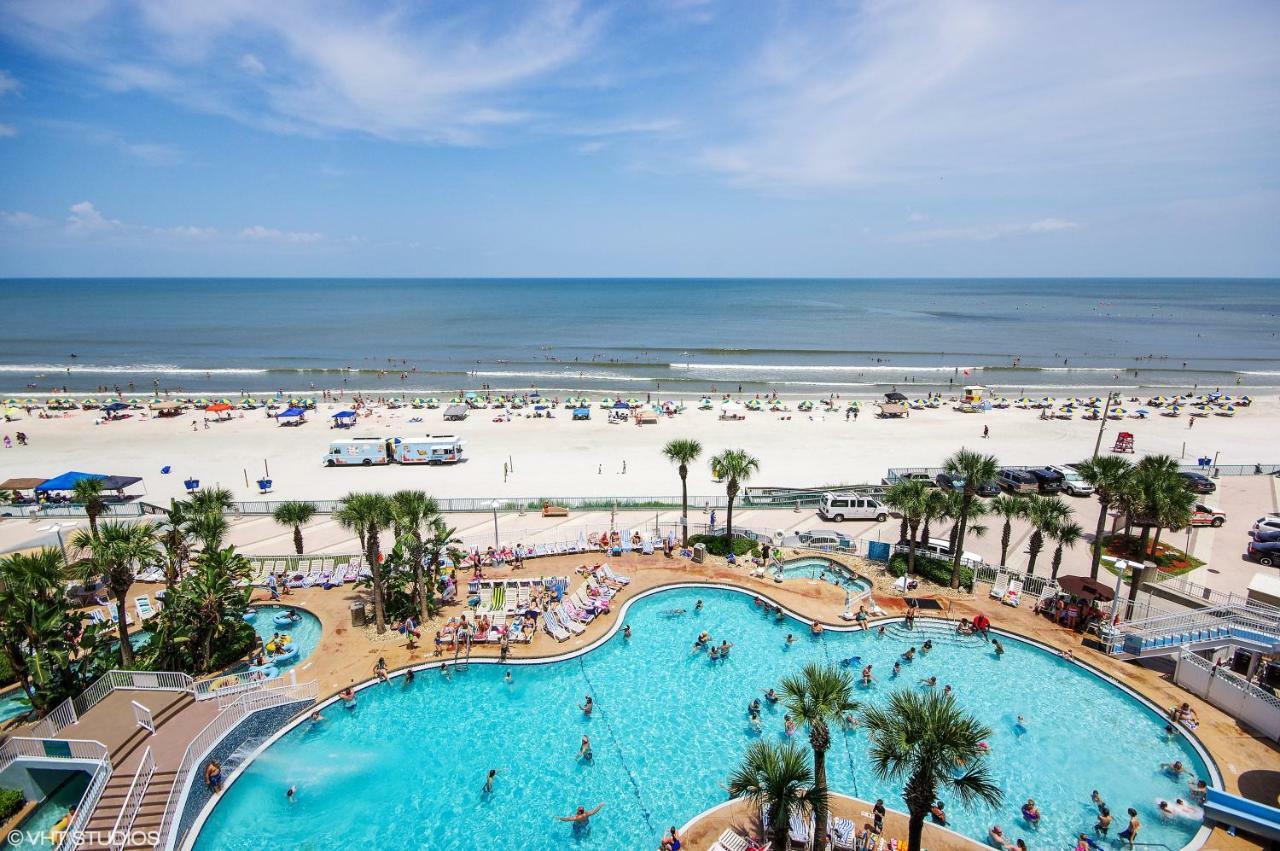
[0,0,1278,277]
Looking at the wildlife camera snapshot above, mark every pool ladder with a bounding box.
[453,631,472,670]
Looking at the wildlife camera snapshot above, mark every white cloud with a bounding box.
[890,217,1083,243]
[239,225,325,244]
[66,201,122,233]
[0,122,16,137]
[1,210,47,228]
[0,0,605,145]
[238,53,265,75]
[700,0,1280,188]
[0,70,19,97]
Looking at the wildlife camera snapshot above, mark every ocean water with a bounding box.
[192,588,1210,851]
[3,278,1278,395]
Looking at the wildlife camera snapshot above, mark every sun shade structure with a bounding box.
[1055,575,1115,601]
[884,391,908,402]
[33,472,142,492]
[205,403,233,412]
[0,477,47,491]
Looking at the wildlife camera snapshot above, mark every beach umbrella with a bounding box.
[626,397,641,407]
[1241,395,1253,406]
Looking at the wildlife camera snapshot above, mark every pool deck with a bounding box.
[4,546,1277,851]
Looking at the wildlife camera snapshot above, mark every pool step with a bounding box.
[881,620,987,648]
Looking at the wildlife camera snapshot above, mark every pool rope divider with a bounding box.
[575,655,657,836]
[179,580,1223,851]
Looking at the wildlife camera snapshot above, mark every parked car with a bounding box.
[997,468,1039,494]
[1179,471,1216,494]
[799,529,853,549]
[913,536,984,566]
[936,472,964,491]
[818,493,889,523]
[1252,514,1280,535]
[1251,528,1280,544]
[894,472,938,488]
[1183,504,1226,528]
[1050,465,1094,497]
[1029,467,1065,494]
[1246,539,1280,567]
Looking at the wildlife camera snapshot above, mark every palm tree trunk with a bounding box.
[414,548,430,627]
[1137,524,1152,559]
[1051,544,1064,579]
[1090,500,1108,580]
[88,510,99,539]
[726,483,737,541]
[904,771,933,851]
[1150,527,1164,562]
[1000,518,1012,566]
[770,800,789,851]
[3,645,35,705]
[812,745,829,850]
[367,531,387,633]
[907,811,926,851]
[679,467,689,546]
[115,587,134,666]
[907,521,919,574]
[293,525,304,555]
[919,519,931,549]
[1027,532,1043,575]
[898,516,909,543]
[950,494,971,587]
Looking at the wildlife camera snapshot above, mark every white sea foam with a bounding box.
[468,370,651,382]
[669,363,980,373]
[0,363,268,374]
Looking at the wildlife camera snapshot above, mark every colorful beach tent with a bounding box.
[332,410,357,422]
[277,407,306,418]
[35,471,105,491]
[102,402,129,412]
[205,403,233,413]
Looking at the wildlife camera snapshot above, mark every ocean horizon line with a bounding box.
[3,275,1280,283]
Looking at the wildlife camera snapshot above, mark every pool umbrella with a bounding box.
[1057,575,1114,601]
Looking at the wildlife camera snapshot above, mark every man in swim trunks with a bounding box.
[1118,808,1139,848]
[580,695,593,716]
[557,803,605,828]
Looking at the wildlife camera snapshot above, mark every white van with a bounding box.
[323,437,389,467]
[818,493,889,522]
[917,537,984,566]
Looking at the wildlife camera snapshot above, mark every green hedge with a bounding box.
[0,654,14,687]
[0,787,25,822]
[688,534,760,558]
[888,552,973,591]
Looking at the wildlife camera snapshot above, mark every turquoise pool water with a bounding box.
[194,587,1209,851]
[5,771,89,848]
[0,687,31,725]
[240,605,322,669]
[779,556,873,594]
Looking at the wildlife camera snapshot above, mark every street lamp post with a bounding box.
[491,500,501,549]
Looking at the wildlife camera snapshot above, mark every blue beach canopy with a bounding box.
[612,401,629,409]
[333,410,356,420]
[36,471,104,491]
[278,407,305,417]
[102,401,129,412]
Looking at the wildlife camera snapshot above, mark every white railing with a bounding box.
[28,697,78,738]
[213,671,297,710]
[74,670,194,716]
[193,669,291,704]
[55,755,112,851]
[1157,574,1280,616]
[0,736,109,770]
[1175,651,1280,742]
[132,700,155,734]
[1112,605,1280,655]
[156,679,318,851]
[972,563,1060,600]
[109,746,155,851]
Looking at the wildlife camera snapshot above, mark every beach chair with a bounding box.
[709,830,751,851]
[543,609,573,641]
[106,601,134,626]
[789,810,814,849]
[134,595,157,621]
[1002,579,1023,607]
[641,539,655,555]
[554,605,587,634]
[562,598,595,624]
[88,609,106,626]
[831,817,857,851]
[602,564,631,585]
[988,572,1009,600]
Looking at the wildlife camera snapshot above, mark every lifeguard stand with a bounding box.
[962,385,987,404]
[1112,432,1135,453]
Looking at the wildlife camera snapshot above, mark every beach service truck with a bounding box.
[324,437,390,467]
[389,435,465,465]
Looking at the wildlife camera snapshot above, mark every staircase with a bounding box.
[1108,605,1280,660]
[881,617,988,649]
[77,769,176,851]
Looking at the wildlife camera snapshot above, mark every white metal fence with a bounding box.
[74,670,194,717]
[28,698,78,739]
[109,746,155,851]
[157,678,318,851]
[56,754,113,851]
[131,700,155,734]
[1174,651,1280,742]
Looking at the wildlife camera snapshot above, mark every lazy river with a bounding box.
[193,586,1211,851]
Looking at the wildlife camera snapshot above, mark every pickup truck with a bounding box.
[1170,504,1226,529]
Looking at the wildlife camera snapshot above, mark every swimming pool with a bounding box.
[777,556,873,594]
[6,771,89,848]
[192,587,1211,851]
[0,686,31,725]
[240,605,322,669]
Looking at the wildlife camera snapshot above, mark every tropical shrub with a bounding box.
[688,534,759,558]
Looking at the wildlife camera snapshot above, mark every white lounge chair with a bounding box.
[989,572,1009,600]
[709,830,751,851]
[542,610,571,642]
[134,596,157,621]
[831,817,857,851]
[1002,579,1023,607]
[789,810,813,849]
[106,601,134,626]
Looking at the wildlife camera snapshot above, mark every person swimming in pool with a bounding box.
[339,685,356,709]
[204,761,224,793]
[709,645,720,660]
[484,769,498,794]
[902,647,916,662]
[504,670,512,684]
[580,695,593,716]
[694,631,711,651]
[764,688,780,703]
[695,599,703,611]
[993,639,1005,657]
[718,640,733,658]
[921,639,934,653]
[309,710,326,724]
[1095,806,1112,836]
[748,699,762,719]
[557,803,605,830]
[1161,760,1186,777]
[1118,808,1140,848]
[785,634,796,646]
[861,665,874,685]
[891,661,902,677]
[920,676,937,687]
[784,714,797,736]
[579,735,593,762]
[623,624,632,639]
[1021,799,1040,824]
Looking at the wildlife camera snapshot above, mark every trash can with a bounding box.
[350,601,366,628]
[692,543,706,564]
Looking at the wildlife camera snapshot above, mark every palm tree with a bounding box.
[862,689,1002,851]
[422,517,465,619]
[988,494,1026,566]
[71,521,161,666]
[1074,456,1134,580]
[662,439,702,546]
[188,486,236,517]
[176,551,253,671]
[725,740,825,851]
[272,501,317,555]
[337,492,393,632]
[1049,521,1084,579]
[708,449,760,543]
[1024,495,1071,576]
[155,499,193,590]
[943,490,988,557]
[884,480,929,574]
[0,548,71,708]
[187,512,229,553]
[917,489,951,550]
[388,490,439,626]
[942,449,1000,588]
[780,663,858,845]
[1122,456,1195,616]
[71,477,108,538]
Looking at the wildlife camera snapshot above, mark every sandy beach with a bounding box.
[2,392,1274,504]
